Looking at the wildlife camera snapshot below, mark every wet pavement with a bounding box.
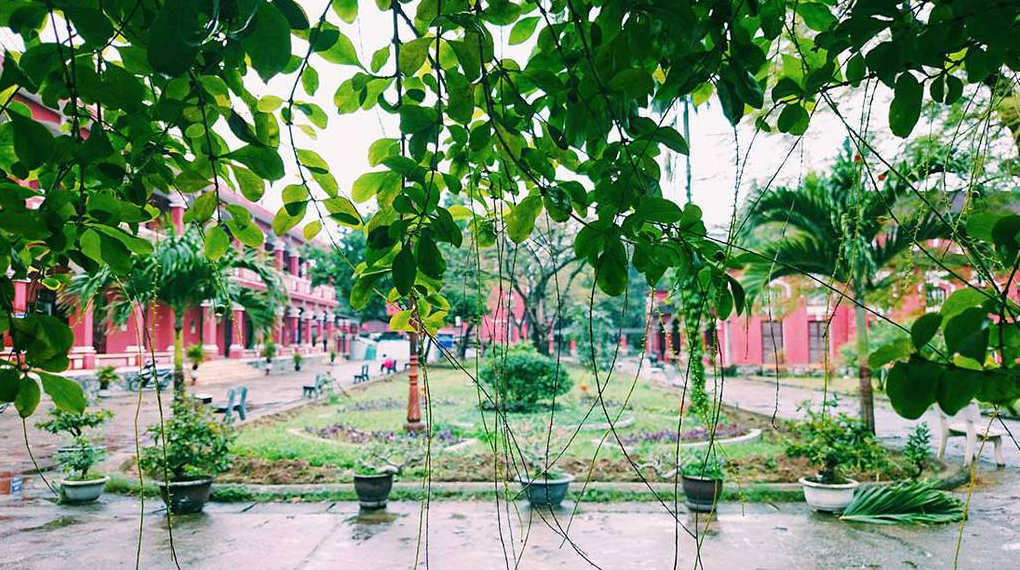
[1,489,1018,569]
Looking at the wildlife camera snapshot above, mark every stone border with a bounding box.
[588,427,762,449]
[449,416,636,432]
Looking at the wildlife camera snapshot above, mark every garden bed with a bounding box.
[223,365,918,486]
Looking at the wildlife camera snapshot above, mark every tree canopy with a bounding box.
[1,0,1020,417]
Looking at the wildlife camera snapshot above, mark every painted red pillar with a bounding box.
[229,305,245,358]
[286,312,298,348]
[71,306,96,369]
[201,303,218,358]
[302,313,312,346]
[273,246,284,271]
[289,253,300,276]
[169,194,186,236]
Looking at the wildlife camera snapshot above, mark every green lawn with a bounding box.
[229,364,909,485]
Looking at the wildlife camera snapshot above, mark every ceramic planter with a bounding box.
[158,478,215,514]
[60,476,109,504]
[519,473,574,508]
[799,477,860,513]
[681,475,724,512]
[354,472,394,509]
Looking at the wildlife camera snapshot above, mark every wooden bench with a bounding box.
[353,364,369,384]
[214,386,248,424]
[937,402,1006,467]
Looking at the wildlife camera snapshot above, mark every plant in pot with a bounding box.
[95,366,118,397]
[185,343,205,385]
[37,408,113,503]
[293,352,303,372]
[786,402,887,512]
[353,439,421,509]
[139,398,234,514]
[262,340,276,375]
[329,349,337,366]
[515,427,575,509]
[680,449,726,513]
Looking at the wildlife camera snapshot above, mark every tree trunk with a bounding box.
[531,321,551,356]
[173,310,185,398]
[457,323,475,359]
[854,295,876,433]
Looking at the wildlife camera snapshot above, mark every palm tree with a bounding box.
[62,225,286,396]
[738,141,965,432]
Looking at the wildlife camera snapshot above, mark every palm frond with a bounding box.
[839,481,964,525]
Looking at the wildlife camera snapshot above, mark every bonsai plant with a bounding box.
[262,340,277,375]
[680,449,726,512]
[139,398,234,514]
[786,402,887,512]
[353,439,422,509]
[185,343,205,385]
[95,366,118,396]
[37,408,112,503]
[293,352,303,372]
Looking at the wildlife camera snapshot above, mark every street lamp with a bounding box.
[405,329,424,432]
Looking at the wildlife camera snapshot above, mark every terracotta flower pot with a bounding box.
[799,477,860,513]
[681,475,723,512]
[354,472,394,509]
[158,478,215,514]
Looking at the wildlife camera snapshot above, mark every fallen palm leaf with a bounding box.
[839,481,964,525]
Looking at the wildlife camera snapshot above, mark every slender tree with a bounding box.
[63,225,286,396]
[739,142,967,432]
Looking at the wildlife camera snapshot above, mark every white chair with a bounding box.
[936,402,1006,467]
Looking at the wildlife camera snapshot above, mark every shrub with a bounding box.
[58,436,105,481]
[479,344,571,407]
[185,344,205,369]
[681,449,726,480]
[903,423,931,478]
[262,340,277,360]
[785,400,888,484]
[139,399,234,482]
[96,366,118,390]
[37,408,112,439]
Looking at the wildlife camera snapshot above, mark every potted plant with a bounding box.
[353,440,421,509]
[139,398,234,514]
[262,340,276,375]
[95,366,118,398]
[329,349,337,366]
[518,466,575,508]
[185,343,205,384]
[293,352,303,372]
[56,436,109,503]
[680,450,725,512]
[786,403,886,512]
[37,409,112,503]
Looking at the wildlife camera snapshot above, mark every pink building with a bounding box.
[7,92,351,371]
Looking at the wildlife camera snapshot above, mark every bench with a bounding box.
[937,402,1006,467]
[125,364,172,392]
[303,374,330,399]
[214,386,248,424]
[353,364,369,384]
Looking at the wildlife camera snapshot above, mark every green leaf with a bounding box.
[509,16,540,45]
[910,313,942,350]
[886,358,939,420]
[148,0,206,76]
[303,220,322,240]
[845,54,866,86]
[938,369,982,416]
[0,368,19,402]
[38,372,86,415]
[272,205,304,236]
[370,46,391,73]
[65,7,115,46]
[318,29,361,67]
[777,104,809,135]
[323,196,362,227]
[943,307,989,363]
[399,37,433,76]
[204,225,230,260]
[797,3,836,31]
[889,72,922,138]
[392,246,416,296]
[368,138,399,166]
[596,237,628,296]
[301,65,320,96]
[227,145,284,180]
[940,288,988,320]
[868,337,913,368]
[352,171,401,203]
[234,166,265,201]
[332,0,358,23]
[184,191,218,224]
[11,112,54,170]
[506,196,543,244]
[416,236,446,279]
[14,378,40,418]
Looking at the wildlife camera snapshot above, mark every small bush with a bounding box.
[139,399,234,481]
[785,400,888,484]
[903,423,931,478]
[37,408,112,438]
[185,343,205,367]
[96,366,118,390]
[479,344,571,407]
